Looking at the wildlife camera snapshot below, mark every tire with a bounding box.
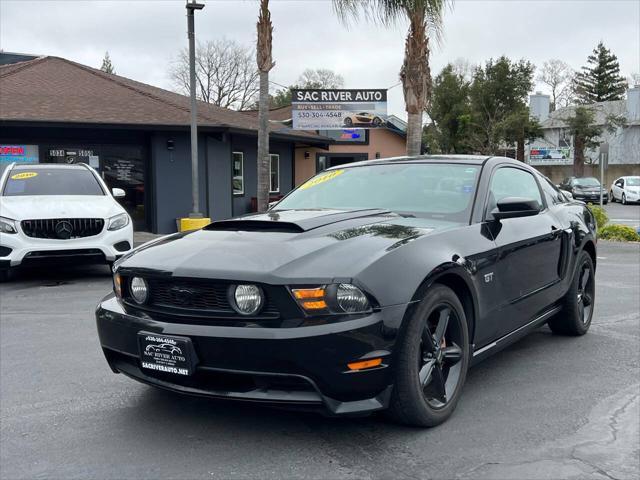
[622,193,627,205]
[343,117,353,127]
[373,117,382,127]
[548,250,595,336]
[610,190,615,202]
[388,284,470,427]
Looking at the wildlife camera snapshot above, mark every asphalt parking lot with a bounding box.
[603,201,640,228]
[1,241,638,480]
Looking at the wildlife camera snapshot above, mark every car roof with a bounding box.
[327,154,500,170]
[11,163,88,170]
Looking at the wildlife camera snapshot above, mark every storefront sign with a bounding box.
[0,145,39,164]
[528,147,572,164]
[292,89,387,130]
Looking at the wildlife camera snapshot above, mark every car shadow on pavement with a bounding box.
[3,264,112,287]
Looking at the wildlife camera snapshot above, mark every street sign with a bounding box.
[292,89,387,130]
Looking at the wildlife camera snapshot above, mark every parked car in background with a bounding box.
[0,163,133,281]
[610,176,640,205]
[558,177,608,204]
[97,155,597,427]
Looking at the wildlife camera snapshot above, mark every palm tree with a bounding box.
[256,0,274,212]
[333,0,450,156]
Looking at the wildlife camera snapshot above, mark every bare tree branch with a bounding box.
[169,38,260,111]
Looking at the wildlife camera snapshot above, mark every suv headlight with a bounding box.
[108,213,130,231]
[291,283,372,314]
[0,217,17,234]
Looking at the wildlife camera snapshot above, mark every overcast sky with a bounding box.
[1,0,639,119]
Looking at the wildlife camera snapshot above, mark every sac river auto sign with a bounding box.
[292,89,387,130]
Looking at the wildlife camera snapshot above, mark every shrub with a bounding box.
[598,224,640,242]
[587,203,609,229]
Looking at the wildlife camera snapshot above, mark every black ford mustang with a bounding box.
[96,155,597,427]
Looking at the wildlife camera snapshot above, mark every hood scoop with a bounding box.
[204,209,393,233]
[204,220,304,233]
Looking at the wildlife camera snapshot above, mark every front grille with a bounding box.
[21,218,104,239]
[126,277,281,318]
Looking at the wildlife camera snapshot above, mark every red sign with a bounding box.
[0,146,26,156]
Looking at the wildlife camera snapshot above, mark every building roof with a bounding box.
[541,99,638,128]
[0,56,328,144]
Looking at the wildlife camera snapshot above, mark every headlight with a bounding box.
[130,277,149,304]
[0,217,17,234]
[230,284,264,315]
[108,213,130,231]
[113,272,122,298]
[336,283,370,313]
[292,283,371,314]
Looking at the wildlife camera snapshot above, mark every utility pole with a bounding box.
[186,0,204,218]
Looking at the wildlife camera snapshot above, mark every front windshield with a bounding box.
[626,177,640,186]
[276,163,480,222]
[574,177,600,187]
[3,168,105,196]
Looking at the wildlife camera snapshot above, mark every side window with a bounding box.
[540,175,566,205]
[619,179,625,188]
[487,167,543,213]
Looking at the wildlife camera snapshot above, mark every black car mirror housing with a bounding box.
[492,197,541,220]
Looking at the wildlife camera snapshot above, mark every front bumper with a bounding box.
[0,223,133,268]
[573,192,608,203]
[96,295,406,415]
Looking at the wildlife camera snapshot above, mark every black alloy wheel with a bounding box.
[419,304,465,409]
[548,250,595,336]
[576,261,595,326]
[388,284,469,427]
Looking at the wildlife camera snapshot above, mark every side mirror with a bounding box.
[112,187,126,198]
[491,197,541,220]
[560,189,573,200]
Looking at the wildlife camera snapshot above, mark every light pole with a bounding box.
[186,0,204,218]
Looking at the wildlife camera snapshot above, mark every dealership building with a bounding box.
[0,54,330,233]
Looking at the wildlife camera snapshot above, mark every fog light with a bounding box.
[347,358,382,371]
[130,277,148,304]
[232,284,263,315]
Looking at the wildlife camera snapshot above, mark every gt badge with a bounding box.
[484,272,494,283]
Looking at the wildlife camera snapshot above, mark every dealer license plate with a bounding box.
[138,332,195,376]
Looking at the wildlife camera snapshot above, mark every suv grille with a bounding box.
[124,277,281,318]
[21,218,104,239]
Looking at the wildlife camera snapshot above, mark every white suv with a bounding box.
[0,163,133,281]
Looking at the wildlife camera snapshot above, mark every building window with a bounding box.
[232,152,244,195]
[269,154,280,193]
[559,129,571,148]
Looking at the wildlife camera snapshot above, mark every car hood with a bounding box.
[120,209,458,283]
[0,195,125,220]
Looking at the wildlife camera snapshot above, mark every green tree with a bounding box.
[256,0,274,212]
[427,64,472,153]
[563,106,626,176]
[333,0,452,156]
[100,51,115,74]
[498,108,542,161]
[574,42,627,103]
[469,56,535,154]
